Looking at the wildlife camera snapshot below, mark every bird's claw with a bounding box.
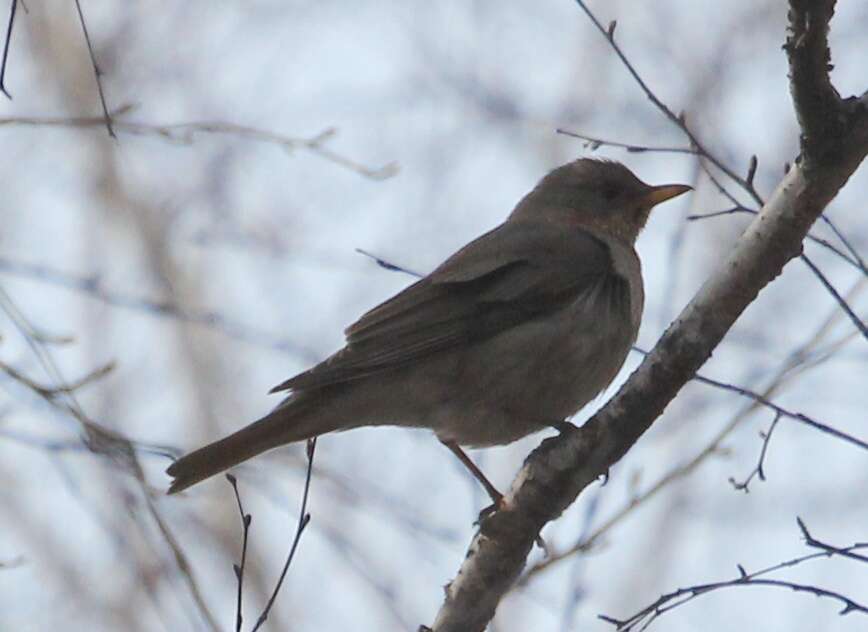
[473,495,549,554]
[476,494,507,524]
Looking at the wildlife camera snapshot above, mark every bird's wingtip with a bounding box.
[268,379,293,394]
[166,475,192,495]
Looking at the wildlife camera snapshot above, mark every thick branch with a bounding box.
[427,3,868,630]
[785,0,842,162]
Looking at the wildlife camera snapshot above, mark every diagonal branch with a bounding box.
[426,2,868,630]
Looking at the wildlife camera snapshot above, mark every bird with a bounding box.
[166,158,690,497]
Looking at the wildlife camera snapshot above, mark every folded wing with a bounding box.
[271,221,624,392]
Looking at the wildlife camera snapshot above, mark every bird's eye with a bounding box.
[601,186,618,201]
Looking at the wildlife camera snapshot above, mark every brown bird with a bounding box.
[166,159,690,497]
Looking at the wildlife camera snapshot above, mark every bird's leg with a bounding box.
[440,439,504,509]
[441,439,550,554]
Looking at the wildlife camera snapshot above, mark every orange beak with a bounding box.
[639,183,692,208]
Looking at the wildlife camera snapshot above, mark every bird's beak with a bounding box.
[639,183,692,208]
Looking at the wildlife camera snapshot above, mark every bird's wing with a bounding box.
[270,221,626,392]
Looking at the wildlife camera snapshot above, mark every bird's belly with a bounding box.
[433,298,636,446]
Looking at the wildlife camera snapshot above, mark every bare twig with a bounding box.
[0,0,17,98]
[555,129,695,155]
[251,438,316,632]
[798,517,868,564]
[227,474,253,632]
[687,206,754,221]
[729,412,781,492]
[692,371,867,451]
[0,359,115,398]
[799,252,868,341]
[600,519,868,630]
[818,213,867,271]
[746,155,759,189]
[354,248,424,278]
[0,108,398,180]
[72,0,114,137]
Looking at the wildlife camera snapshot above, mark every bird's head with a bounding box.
[510,159,691,243]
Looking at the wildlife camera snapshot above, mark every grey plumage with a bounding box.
[166,158,689,494]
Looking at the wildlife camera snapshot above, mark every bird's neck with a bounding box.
[511,203,649,246]
[577,209,650,245]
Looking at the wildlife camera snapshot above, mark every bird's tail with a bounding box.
[166,399,330,494]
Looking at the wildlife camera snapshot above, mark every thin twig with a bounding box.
[800,252,868,341]
[227,474,253,632]
[818,214,867,271]
[600,520,868,630]
[729,412,781,492]
[687,206,754,221]
[0,109,398,180]
[252,438,316,631]
[798,517,868,564]
[555,129,695,154]
[746,155,759,189]
[354,248,423,278]
[0,0,17,98]
[72,0,114,137]
[0,359,115,398]
[692,370,868,452]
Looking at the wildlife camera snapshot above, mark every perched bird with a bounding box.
[166,159,690,497]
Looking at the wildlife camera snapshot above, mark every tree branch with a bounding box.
[600,519,868,630]
[426,2,868,629]
[0,107,398,180]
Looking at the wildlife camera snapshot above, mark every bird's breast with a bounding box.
[435,272,639,446]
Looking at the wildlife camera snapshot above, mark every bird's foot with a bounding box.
[476,492,507,523]
[474,495,548,553]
